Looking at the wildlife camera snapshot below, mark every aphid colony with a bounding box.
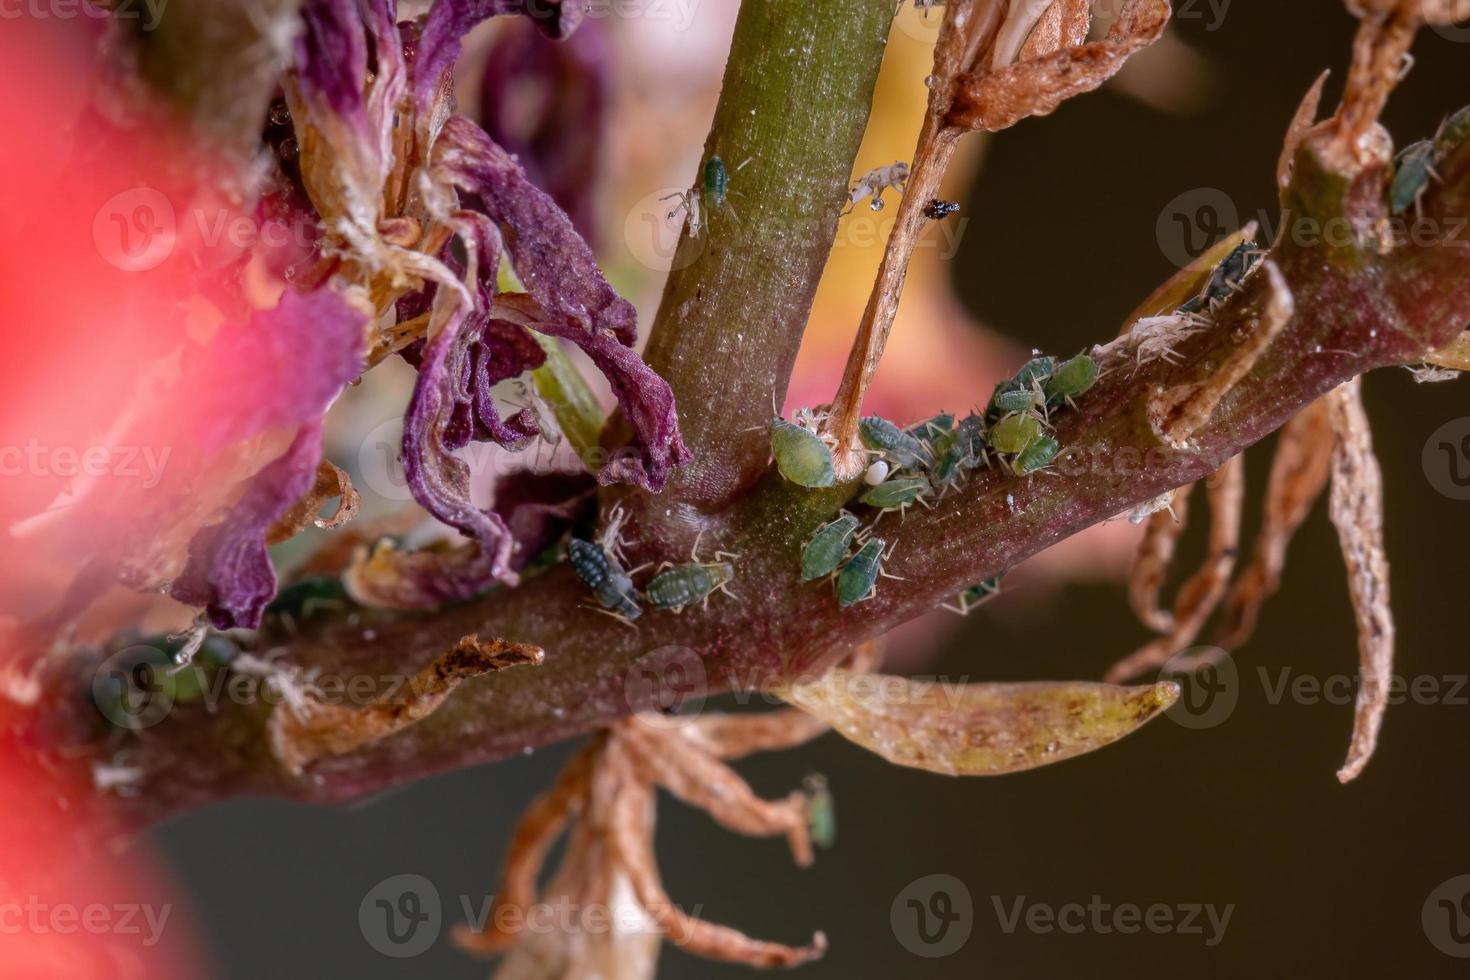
[776,352,1098,607]
[1387,105,1470,216]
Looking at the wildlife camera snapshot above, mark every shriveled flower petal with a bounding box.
[413,0,586,122]
[188,285,370,452]
[777,670,1179,777]
[950,0,1171,132]
[397,301,525,597]
[494,293,690,492]
[433,116,638,346]
[480,16,611,243]
[171,421,327,629]
[268,459,361,543]
[491,470,597,571]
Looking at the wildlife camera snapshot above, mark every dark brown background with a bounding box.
[152,3,1470,977]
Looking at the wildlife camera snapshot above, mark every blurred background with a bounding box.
[77,0,1470,976]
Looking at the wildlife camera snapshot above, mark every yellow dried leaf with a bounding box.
[777,670,1178,777]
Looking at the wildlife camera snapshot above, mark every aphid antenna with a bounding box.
[584,604,640,632]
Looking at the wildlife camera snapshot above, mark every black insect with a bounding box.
[922,198,960,220]
[568,538,642,621]
[1177,241,1262,316]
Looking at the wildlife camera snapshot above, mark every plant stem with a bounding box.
[49,135,1470,829]
[639,0,895,507]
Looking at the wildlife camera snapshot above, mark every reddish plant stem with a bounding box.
[37,135,1470,831]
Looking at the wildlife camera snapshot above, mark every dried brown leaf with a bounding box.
[951,0,1170,132]
[1108,455,1245,682]
[1129,484,1192,633]
[270,634,543,775]
[1217,400,1335,649]
[778,670,1179,776]
[1325,379,1394,784]
[1425,329,1470,371]
[1278,71,1330,192]
[267,459,361,545]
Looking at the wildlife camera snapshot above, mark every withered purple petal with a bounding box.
[493,470,597,571]
[493,294,691,493]
[479,16,610,244]
[434,116,638,346]
[413,0,585,114]
[172,421,326,630]
[400,300,522,592]
[186,285,367,453]
[295,0,369,118]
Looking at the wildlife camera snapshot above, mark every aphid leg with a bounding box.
[587,604,641,631]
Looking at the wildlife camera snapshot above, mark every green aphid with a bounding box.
[1011,434,1061,475]
[944,572,1006,615]
[930,414,986,486]
[704,155,729,208]
[1043,354,1098,406]
[266,576,350,624]
[1436,106,1470,159]
[803,774,836,849]
[989,357,1055,419]
[837,537,886,607]
[992,386,1044,414]
[772,418,835,488]
[802,513,861,581]
[988,412,1043,455]
[1010,356,1056,390]
[859,415,926,470]
[907,413,954,440]
[1389,140,1435,215]
[646,561,736,611]
[859,475,929,510]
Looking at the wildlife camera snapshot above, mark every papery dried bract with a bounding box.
[950,0,1171,132]
[778,670,1179,776]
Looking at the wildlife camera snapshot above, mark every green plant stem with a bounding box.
[639,0,895,508]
